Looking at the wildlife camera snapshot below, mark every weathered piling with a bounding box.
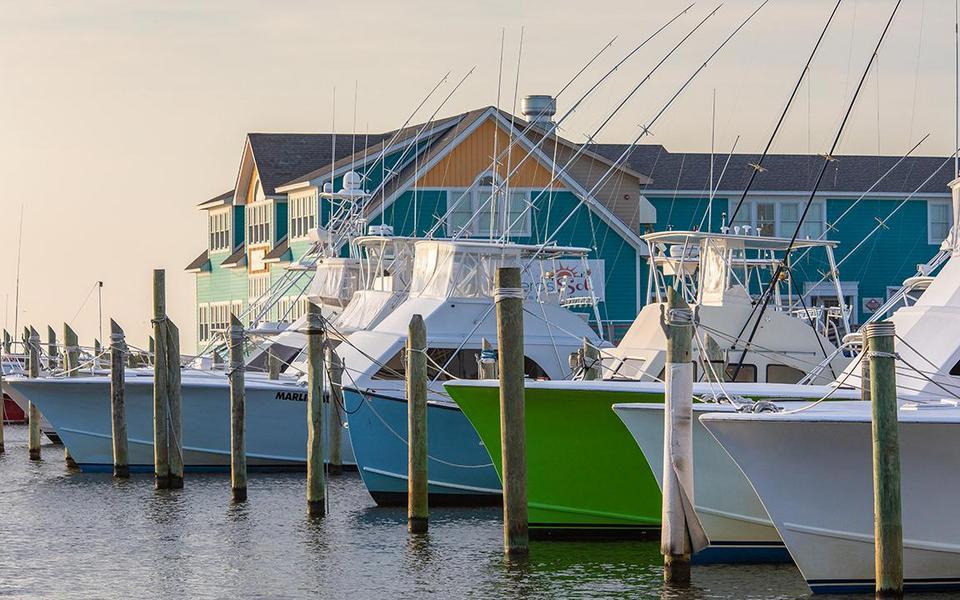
[149,336,156,366]
[2,329,10,354]
[495,267,527,555]
[861,339,872,403]
[27,329,41,461]
[582,337,600,380]
[110,320,129,478]
[165,320,184,489]
[306,302,326,517]
[46,326,58,371]
[326,345,343,475]
[94,339,102,371]
[229,315,246,502]
[479,338,496,379]
[406,314,428,534]
[867,321,902,599]
[267,348,280,380]
[63,324,79,377]
[152,269,171,489]
[660,286,705,585]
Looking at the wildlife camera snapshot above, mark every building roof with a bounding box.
[277,113,466,190]
[263,237,290,263]
[220,243,247,269]
[185,250,210,273]
[197,189,235,209]
[248,133,389,197]
[592,144,955,196]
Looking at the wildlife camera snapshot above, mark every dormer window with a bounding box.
[247,202,272,246]
[290,191,318,240]
[447,171,531,237]
[208,209,232,252]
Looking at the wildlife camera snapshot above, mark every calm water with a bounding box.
[0,426,944,600]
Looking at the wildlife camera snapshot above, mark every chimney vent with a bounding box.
[521,95,556,129]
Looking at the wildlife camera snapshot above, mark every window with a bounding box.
[198,305,211,343]
[766,364,805,384]
[447,172,531,237]
[247,202,272,246]
[373,348,548,381]
[730,199,825,239]
[248,273,271,323]
[928,200,952,245]
[208,209,232,252]
[276,296,310,323]
[208,302,232,336]
[724,363,757,382]
[290,193,318,240]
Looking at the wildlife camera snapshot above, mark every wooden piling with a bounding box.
[2,329,10,354]
[661,286,698,585]
[109,320,129,478]
[306,302,326,517]
[152,269,171,489]
[406,314,428,534]
[267,348,280,380]
[866,321,902,599]
[149,336,156,366]
[94,339,102,371]
[861,339,872,403]
[165,320,184,489]
[27,329,41,461]
[582,337,600,380]
[46,326,58,371]
[63,323,79,377]
[495,267,528,555]
[326,345,343,475]
[479,338,496,379]
[229,315,246,502]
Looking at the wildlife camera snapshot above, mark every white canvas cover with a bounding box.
[334,289,404,332]
[410,241,523,299]
[307,259,360,307]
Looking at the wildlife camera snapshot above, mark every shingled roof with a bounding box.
[248,133,389,196]
[592,144,954,196]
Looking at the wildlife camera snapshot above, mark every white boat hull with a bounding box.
[613,403,786,562]
[5,373,355,472]
[703,403,960,594]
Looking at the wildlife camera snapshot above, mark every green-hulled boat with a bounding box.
[446,231,854,538]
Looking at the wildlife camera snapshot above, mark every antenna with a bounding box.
[503,26,525,239]
[12,205,23,344]
[709,88,716,232]
[97,281,103,348]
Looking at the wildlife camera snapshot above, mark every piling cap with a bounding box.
[864,321,895,339]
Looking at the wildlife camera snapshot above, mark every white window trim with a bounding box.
[289,192,318,241]
[208,208,232,253]
[728,198,827,239]
[445,180,533,238]
[927,199,952,245]
[246,200,273,247]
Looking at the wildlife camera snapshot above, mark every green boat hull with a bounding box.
[449,383,667,538]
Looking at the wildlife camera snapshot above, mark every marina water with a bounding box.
[0,425,942,600]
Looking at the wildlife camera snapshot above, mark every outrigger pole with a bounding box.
[729,0,904,380]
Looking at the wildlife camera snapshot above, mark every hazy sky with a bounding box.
[0,0,955,351]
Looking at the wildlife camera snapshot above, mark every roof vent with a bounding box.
[521,95,556,129]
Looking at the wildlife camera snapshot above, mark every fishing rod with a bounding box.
[428,2,695,240]
[789,132,930,266]
[504,0,768,242]
[729,0,903,380]
[428,1,768,380]
[728,0,844,225]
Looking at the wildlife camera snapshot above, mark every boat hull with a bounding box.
[5,375,355,472]
[343,387,502,505]
[448,382,663,538]
[613,403,787,562]
[703,410,960,594]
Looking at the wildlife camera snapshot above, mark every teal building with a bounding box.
[187,101,955,351]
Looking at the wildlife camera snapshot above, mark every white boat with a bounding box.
[702,400,960,594]
[338,238,608,504]
[698,178,960,591]
[2,231,416,472]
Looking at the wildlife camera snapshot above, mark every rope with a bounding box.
[494,287,525,302]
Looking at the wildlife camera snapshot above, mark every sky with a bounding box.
[0,0,956,351]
